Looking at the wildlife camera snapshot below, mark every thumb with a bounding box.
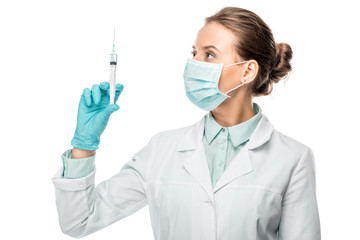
[102,104,120,118]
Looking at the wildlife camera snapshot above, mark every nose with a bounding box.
[192,56,205,62]
[192,56,200,61]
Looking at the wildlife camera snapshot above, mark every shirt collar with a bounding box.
[204,102,263,147]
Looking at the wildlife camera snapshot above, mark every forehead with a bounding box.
[193,22,235,53]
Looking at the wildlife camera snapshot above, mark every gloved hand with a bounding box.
[71,81,124,150]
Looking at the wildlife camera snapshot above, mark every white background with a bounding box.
[0,0,359,239]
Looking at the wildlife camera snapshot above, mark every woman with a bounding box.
[52,7,321,240]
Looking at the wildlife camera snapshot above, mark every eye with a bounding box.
[190,50,215,59]
[206,52,215,59]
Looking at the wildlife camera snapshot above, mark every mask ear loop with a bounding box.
[224,80,246,97]
[223,60,249,68]
[222,60,249,98]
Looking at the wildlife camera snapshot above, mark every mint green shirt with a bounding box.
[202,102,262,188]
[61,102,262,182]
[61,148,95,179]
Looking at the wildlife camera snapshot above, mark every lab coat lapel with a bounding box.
[212,146,253,193]
[213,114,274,193]
[176,113,274,199]
[176,115,214,202]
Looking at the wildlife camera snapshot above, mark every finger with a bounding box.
[91,84,101,105]
[102,104,120,119]
[83,88,92,107]
[99,82,110,95]
[115,84,123,103]
[104,82,123,97]
[115,84,123,97]
[115,83,124,92]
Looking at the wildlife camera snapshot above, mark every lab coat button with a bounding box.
[203,198,212,206]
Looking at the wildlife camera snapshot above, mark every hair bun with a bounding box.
[269,43,293,83]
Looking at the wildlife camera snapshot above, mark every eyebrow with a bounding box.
[192,45,220,52]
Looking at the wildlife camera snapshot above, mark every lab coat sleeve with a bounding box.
[52,137,154,239]
[278,147,321,240]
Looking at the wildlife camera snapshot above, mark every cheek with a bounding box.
[218,68,239,92]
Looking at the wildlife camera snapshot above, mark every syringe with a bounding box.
[109,27,118,104]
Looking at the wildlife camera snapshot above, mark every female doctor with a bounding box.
[52,6,321,240]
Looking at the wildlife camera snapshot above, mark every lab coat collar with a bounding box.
[176,110,274,201]
[204,102,263,147]
[176,110,274,152]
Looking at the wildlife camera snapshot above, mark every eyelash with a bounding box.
[191,50,215,58]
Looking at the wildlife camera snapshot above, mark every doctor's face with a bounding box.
[191,22,249,96]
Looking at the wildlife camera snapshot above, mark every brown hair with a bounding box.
[205,7,293,96]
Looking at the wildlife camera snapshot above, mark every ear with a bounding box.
[242,60,258,84]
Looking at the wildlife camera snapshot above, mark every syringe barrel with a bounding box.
[109,64,117,104]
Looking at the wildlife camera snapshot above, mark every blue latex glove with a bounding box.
[71,82,124,150]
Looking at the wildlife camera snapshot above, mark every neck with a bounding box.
[210,94,255,127]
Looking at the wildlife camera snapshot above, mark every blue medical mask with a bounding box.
[183,58,249,111]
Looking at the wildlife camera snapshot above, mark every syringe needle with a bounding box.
[112,27,116,52]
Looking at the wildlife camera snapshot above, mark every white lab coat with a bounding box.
[52,113,321,240]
